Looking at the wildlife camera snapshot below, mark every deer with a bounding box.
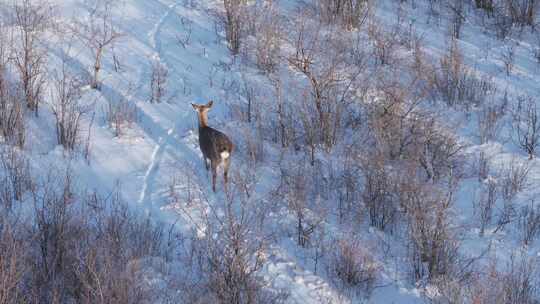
[191,101,234,192]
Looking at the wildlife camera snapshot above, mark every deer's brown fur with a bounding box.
[191,101,233,192]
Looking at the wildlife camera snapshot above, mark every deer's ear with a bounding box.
[207,100,214,108]
[191,103,199,110]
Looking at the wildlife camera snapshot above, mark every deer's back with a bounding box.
[199,126,233,160]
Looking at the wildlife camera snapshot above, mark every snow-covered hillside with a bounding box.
[1,0,540,303]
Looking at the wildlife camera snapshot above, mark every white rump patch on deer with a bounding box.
[221,151,230,159]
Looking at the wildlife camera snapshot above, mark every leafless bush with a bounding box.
[473,254,540,304]
[223,0,246,55]
[49,59,89,151]
[104,97,138,137]
[252,2,282,73]
[490,6,515,39]
[185,184,287,304]
[368,21,399,66]
[149,59,168,103]
[475,178,498,236]
[27,167,80,302]
[501,43,516,76]
[475,0,495,12]
[0,23,25,148]
[336,148,361,222]
[415,119,463,182]
[0,146,32,207]
[74,192,167,303]
[431,41,495,109]
[448,0,466,39]
[472,151,492,182]
[399,179,461,282]
[476,94,506,144]
[327,236,379,297]
[498,157,530,202]
[511,95,540,159]
[12,0,50,115]
[0,83,26,148]
[367,84,462,181]
[287,13,362,154]
[506,0,538,26]
[360,154,399,233]
[74,0,123,90]
[0,224,26,304]
[518,201,540,246]
[277,160,325,247]
[315,0,370,29]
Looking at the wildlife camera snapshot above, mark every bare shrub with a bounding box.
[327,236,379,297]
[501,43,516,76]
[0,83,26,148]
[252,2,282,73]
[360,154,399,233]
[0,224,26,304]
[431,41,495,109]
[367,84,462,182]
[74,0,123,90]
[12,0,50,115]
[473,254,540,304]
[506,0,538,26]
[511,95,540,159]
[223,0,246,55]
[149,59,168,103]
[475,0,495,12]
[28,168,80,302]
[104,97,138,137]
[0,22,25,148]
[472,151,492,182]
[399,178,461,282]
[287,13,362,154]
[498,157,530,202]
[49,59,88,151]
[0,146,32,207]
[368,20,399,66]
[475,178,498,236]
[277,160,325,247]
[414,119,463,182]
[315,0,370,29]
[518,201,540,246]
[448,0,466,39]
[74,191,166,303]
[476,94,506,144]
[186,187,286,304]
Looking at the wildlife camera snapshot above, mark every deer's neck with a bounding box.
[197,112,209,128]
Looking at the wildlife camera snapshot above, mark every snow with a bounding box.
[2,0,540,302]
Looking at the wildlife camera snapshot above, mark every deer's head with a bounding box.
[191,100,213,127]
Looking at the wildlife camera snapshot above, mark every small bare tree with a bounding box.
[512,95,540,160]
[0,224,26,303]
[74,0,122,90]
[223,0,245,55]
[49,58,88,151]
[0,25,25,148]
[316,0,370,29]
[518,201,540,246]
[149,59,168,103]
[12,0,50,116]
[327,236,379,297]
[475,178,498,236]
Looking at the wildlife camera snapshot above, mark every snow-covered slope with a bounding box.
[2,0,540,303]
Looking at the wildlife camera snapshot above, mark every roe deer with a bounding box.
[191,101,233,192]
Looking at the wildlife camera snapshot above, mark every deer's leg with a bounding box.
[223,157,231,193]
[204,157,209,171]
[223,157,231,185]
[211,161,217,192]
